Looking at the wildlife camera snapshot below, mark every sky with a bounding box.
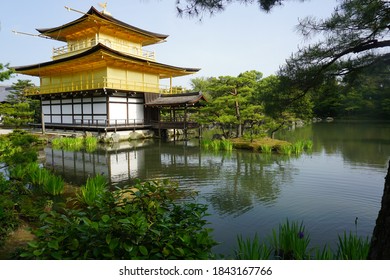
[0,0,338,89]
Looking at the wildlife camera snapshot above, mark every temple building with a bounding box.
[13,6,204,135]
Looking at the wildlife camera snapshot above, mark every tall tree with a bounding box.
[256,75,312,138]
[6,79,37,104]
[0,80,38,127]
[194,70,264,138]
[311,77,343,118]
[340,63,390,118]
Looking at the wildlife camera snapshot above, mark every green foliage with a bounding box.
[276,140,312,155]
[9,162,64,196]
[0,79,39,126]
[235,234,272,260]
[51,137,84,151]
[279,0,389,97]
[76,174,107,207]
[278,144,292,155]
[336,231,370,260]
[291,141,305,155]
[0,174,20,246]
[51,136,98,152]
[260,145,272,154]
[313,245,334,260]
[176,0,293,17]
[6,80,37,104]
[84,136,98,152]
[257,75,313,137]
[201,139,233,152]
[0,130,39,166]
[234,220,371,260]
[270,220,311,260]
[0,63,14,82]
[303,140,313,150]
[43,173,65,196]
[0,102,35,127]
[18,179,216,260]
[194,71,265,138]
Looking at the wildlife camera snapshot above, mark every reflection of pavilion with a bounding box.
[44,141,282,223]
[45,141,151,186]
[44,140,204,186]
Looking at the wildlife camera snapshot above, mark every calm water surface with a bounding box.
[45,121,390,256]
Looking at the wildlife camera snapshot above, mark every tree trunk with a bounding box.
[234,99,241,138]
[368,160,390,259]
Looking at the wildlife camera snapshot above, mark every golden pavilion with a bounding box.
[13,6,204,133]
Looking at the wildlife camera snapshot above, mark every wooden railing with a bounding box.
[52,38,155,61]
[73,118,145,127]
[24,78,188,96]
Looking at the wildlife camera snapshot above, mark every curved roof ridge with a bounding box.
[36,6,168,42]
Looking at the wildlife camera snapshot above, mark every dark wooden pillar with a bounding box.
[184,105,188,140]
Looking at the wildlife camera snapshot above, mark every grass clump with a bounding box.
[51,136,98,152]
[201,139,233,152]
[9,162,64,196]
[235,233,272,260]
[270,220,310,260]
[260,145,273,154]
[233,219,370,260]
[77,174,107,207]
[336,231,370,260]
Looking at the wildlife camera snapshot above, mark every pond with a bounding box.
[44,121,390,257]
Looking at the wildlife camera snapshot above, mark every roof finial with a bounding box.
[98,2,111,16]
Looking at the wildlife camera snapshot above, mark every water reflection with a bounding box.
[45,140,154,186]
[45,140,290,214]
[206,153,297,217]
[43,121,389,256]
[277,121,390,166]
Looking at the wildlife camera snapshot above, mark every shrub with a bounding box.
[18,179,217,260]
[0,130,39,166]
[0,174,20,246]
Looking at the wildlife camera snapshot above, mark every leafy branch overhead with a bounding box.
[177,0,389,94]
[176,0,293,17]
[279,0,390,91]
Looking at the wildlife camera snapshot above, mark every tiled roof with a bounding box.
[145,92,207,107]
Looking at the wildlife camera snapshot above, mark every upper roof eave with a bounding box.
[12,43,200,76]
[36,6,169,44]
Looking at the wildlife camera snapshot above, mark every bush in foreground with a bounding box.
[18,179,217,260]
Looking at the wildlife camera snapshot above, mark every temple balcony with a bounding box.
[24,77,185,96]
[52,39,155,61]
